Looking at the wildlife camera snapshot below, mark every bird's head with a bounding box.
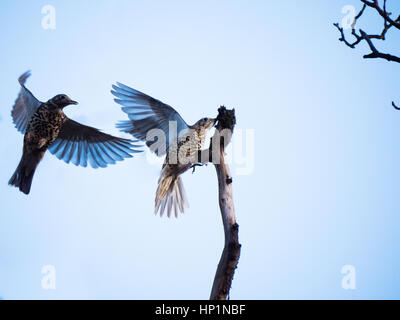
[48,94,78,108]
[194,117,217,131]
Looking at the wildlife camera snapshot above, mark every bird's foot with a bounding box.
[191,163,205,174]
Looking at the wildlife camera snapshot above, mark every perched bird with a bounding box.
[9,71,142,194]
[112,82,216,217]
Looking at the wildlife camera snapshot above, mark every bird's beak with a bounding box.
[69,100,78,105]
[212,118,217,127]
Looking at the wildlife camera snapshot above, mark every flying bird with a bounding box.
[112,82,216,218]
[9,71,142,194]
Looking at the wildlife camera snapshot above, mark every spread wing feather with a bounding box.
[111,82,189,156]
[48,118,142,168]
[11,71,41,133]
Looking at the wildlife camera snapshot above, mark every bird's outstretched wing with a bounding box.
[11,71,42,133]
[111,82,189,156]
[48,118,143,168]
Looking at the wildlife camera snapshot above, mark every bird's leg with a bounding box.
[192,135,218,173]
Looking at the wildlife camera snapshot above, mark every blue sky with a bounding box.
[1,0,400,299]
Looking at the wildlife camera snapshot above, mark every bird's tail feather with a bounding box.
[8,150,43,195]
[155,172,188,218]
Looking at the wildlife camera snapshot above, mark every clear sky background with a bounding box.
[1,0,400,299]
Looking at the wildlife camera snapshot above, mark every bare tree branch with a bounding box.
[334,0,400,107]
[334,1,399,62]
[359,29,400,62]
[361,0,400,30]
[199,106,241,300]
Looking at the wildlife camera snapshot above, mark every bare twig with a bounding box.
[333,1,399,62]
[334,0,400,107]
[359,29,400,63]
[333,4,366,48]
[361,0,400,30]
[201,106,241,300]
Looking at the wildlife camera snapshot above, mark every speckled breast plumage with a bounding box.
[24,104,66,149]
[168,128,205,164]
[164,127,206,173]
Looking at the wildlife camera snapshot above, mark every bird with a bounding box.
[111,82,216,218]
[9,71,142,194]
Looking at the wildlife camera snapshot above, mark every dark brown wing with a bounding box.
[11,71,41,133]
